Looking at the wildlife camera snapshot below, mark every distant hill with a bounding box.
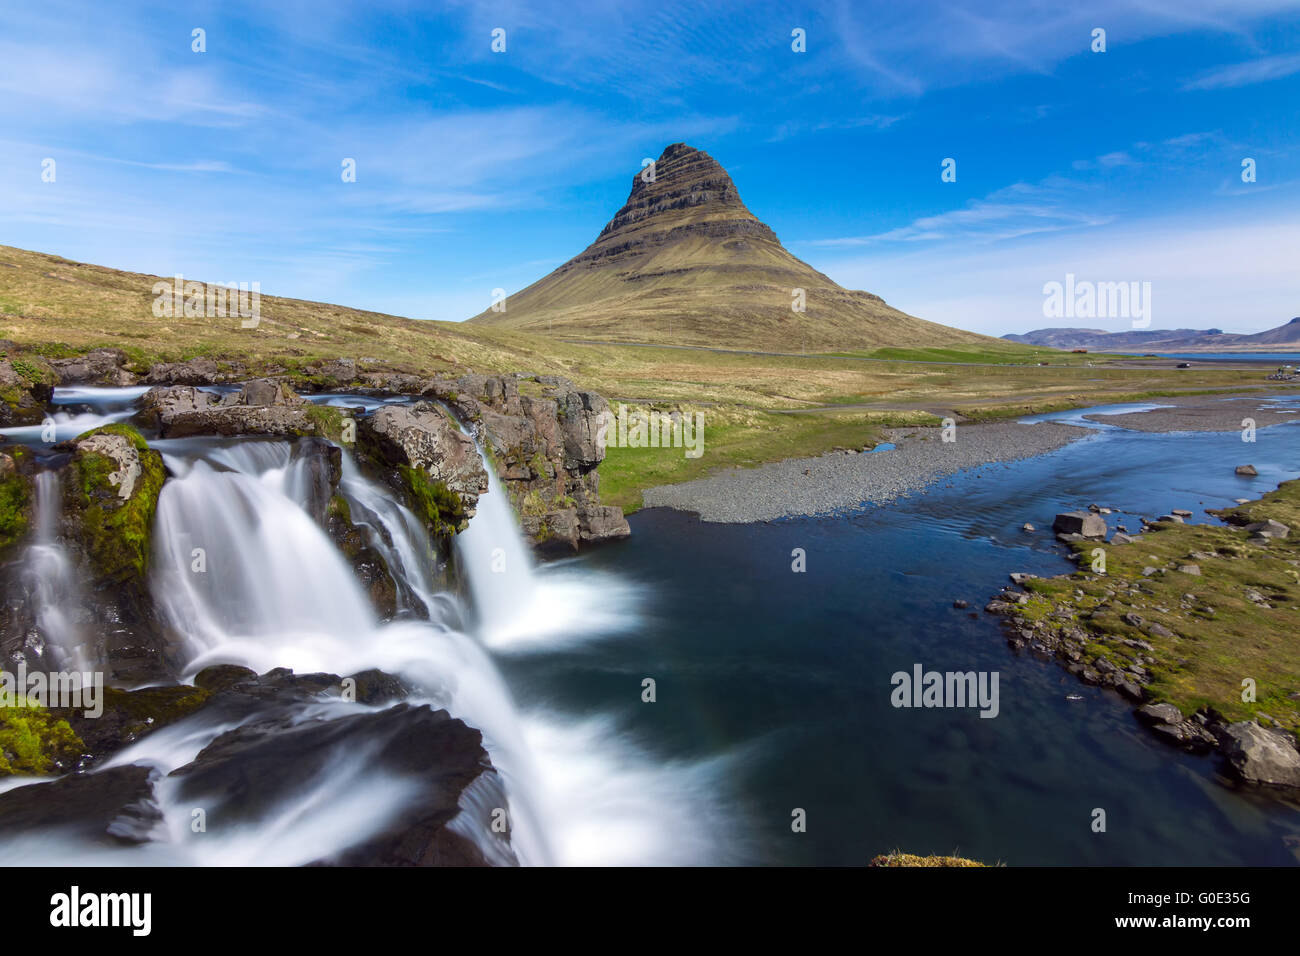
[467,143,996,352]
[1003,318,1300,352]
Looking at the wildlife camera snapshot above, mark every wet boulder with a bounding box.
[324,495,399,619]
[0,764,164,846]
[169,700,513,866]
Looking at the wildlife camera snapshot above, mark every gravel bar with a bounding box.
[641,421,1091,523]
[1084,394,1300,433]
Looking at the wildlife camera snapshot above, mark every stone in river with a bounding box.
[1052,510,1106,538]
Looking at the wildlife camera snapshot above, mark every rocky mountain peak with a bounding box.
[591,142,775,249]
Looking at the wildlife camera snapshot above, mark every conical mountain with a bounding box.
[467,143,992,351]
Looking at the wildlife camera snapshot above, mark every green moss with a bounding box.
[0,694,85,776]
[20,342,82,360]
[399,465,465,535]
[67,423,165,582]
[327,493,352,524]
[9,359,52,386]
[303,403,348,442]
[97,684,211,730]
[0,470,31,554]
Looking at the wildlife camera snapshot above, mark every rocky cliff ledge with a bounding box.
[422,372,630,552]
[26,346,631,551]
[122,355,629,552]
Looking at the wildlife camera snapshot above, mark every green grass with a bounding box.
[598,404,940,512]
[2,241,1292,509]
[1016,479,1300,735]
[842,344,1090,365]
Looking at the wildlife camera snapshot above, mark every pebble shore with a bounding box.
[642,421,1091,522]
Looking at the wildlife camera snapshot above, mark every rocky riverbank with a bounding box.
[985,480,1300,795]
[641,420,1090,522]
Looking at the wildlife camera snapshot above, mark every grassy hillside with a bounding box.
[2,242,1290,508]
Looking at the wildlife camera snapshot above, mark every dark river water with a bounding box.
[497,403,1300,865]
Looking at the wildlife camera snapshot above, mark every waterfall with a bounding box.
[5,391,730,866]
[152,443,376,667]
[148,438,555,865]
[454,453,642,651]
[454,465,538,641]
[19,472,91,671]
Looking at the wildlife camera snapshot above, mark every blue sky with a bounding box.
[1,0,1298,335]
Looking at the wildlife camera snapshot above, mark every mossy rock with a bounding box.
[324,493,398,618]
[64,423,166,584]
[399,465,466,536]
[0,454,32,556]
[0,694,85,776]
[50,683,212,767]
[0,355,56,425]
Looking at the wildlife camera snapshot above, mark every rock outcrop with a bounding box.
[49,348,137,387]
[58,424,171,682]
[358,402,488,536]
[419,373,629,551]
[0,355,55,426]
[135,378,327,439]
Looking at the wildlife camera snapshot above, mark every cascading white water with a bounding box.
[152,444,376,667]
[148,439,556,865]
[0,386,150,444]
[6,403,732,866]
[454,461,643,651]
[454,466,537,636]
[19,472,90,671]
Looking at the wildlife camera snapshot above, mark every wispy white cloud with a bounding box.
[815,211,1300,335]
[1183,53,1300,90]
[800,178,1112,247]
